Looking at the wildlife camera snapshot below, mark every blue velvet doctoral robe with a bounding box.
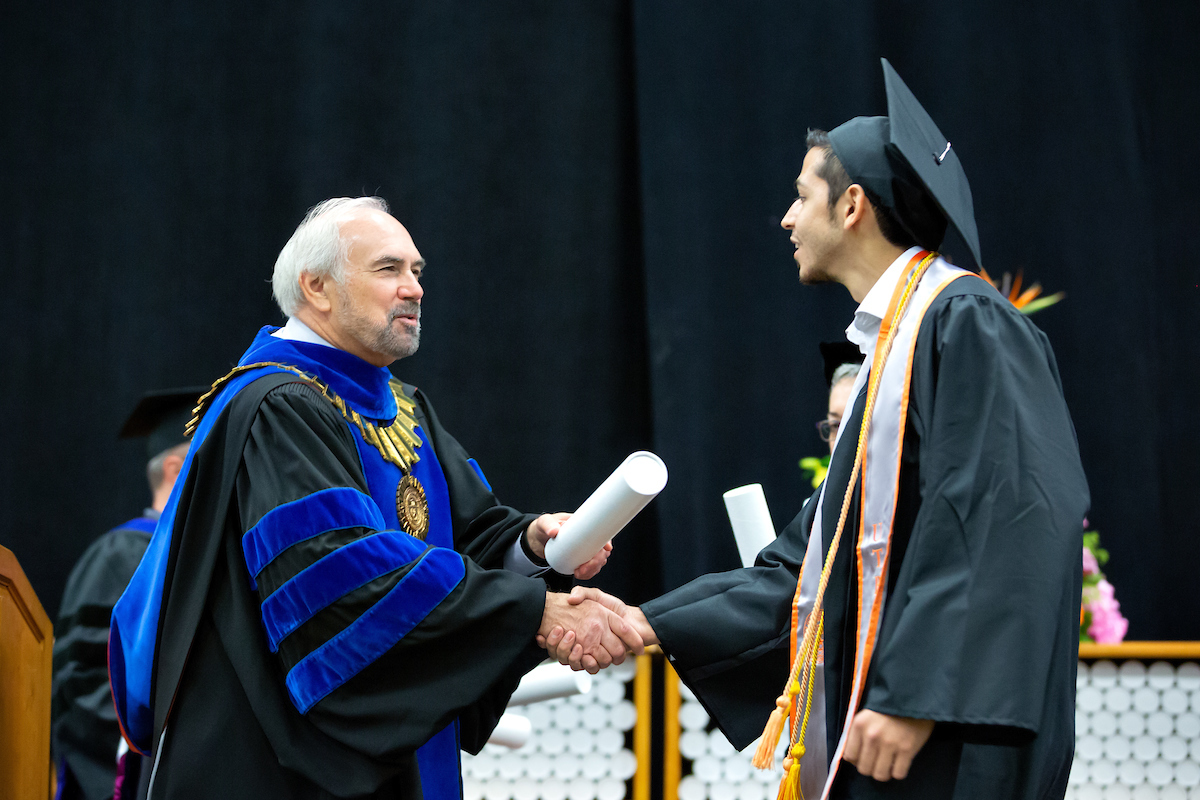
[111,327,563,799]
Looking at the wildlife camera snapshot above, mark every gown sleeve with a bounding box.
[640,495,817,748]
[233,382,550,760]
[862,292,1090,743]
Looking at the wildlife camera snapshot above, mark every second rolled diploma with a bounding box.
[545,451,668,575]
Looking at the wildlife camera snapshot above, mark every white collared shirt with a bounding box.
[272,317,336,348]
[271,318,546,576]
[832,247,925,454]
[845,246,925,362]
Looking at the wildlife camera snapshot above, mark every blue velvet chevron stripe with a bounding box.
[241,487,387,589]
[258,530,427,652]
[284,546,465,713]
[109,365,289,753]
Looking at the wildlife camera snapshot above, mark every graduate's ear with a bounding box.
[298,271,334,314]
[841,184,872,232]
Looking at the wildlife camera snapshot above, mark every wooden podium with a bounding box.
[0,546,53,800]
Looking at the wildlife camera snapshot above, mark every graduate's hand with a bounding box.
[842,709,934,782]
[525,513,613,580]
[537,592,644,674]
[562,587,659,646]
[537,588,659,670]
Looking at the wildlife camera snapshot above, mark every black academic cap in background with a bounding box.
[819,341,865,387]
[119,387,207,459]
[827,58,982,269]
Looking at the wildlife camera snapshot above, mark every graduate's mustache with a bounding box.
[388,302,421,323]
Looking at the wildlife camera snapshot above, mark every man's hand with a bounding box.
[537,587,659,670]
[525,514,613,580]
[537,592,644,674]
[842,709,934,782]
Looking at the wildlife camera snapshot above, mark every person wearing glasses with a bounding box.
[816,341,865,455]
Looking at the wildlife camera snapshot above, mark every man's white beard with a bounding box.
[339,302,421,360]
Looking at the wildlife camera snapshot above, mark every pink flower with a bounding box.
[1087,580,1129,644]
[1082,546,1100,576]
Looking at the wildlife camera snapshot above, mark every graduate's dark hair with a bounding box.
[805,129,916,251]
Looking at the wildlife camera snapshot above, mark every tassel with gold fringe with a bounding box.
[754,252,936,788]
[753,680,798,770]
[776,741,807,800]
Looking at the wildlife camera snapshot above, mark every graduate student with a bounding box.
[52,389,200,800]
[551,60,1089,799]
[109,197,642,799]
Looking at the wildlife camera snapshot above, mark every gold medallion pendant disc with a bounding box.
[397,474,430,539]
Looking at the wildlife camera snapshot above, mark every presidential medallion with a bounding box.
[397,474,430,539]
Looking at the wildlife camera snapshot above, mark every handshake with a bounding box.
[524,514,657,674]
[536,588,658,674]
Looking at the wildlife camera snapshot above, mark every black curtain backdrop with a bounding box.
[3,2,1197,643]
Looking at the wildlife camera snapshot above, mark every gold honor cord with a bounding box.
[188,363,431,539]
[754,253,938,800]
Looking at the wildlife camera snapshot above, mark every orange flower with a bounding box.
[980,268,1065,315]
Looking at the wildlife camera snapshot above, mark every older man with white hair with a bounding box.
[109,197,640,800]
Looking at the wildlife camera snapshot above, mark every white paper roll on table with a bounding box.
[545,451,668,574]
[723,483,777,567]
[486,713,532,749]
[507,662,593,706]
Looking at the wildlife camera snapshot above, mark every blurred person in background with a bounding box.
[52,389,201,800]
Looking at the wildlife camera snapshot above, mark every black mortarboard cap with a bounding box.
[119,387,207,459]
[827,58,982,269]
[819,341,865,387]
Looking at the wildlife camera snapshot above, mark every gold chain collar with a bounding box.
[186,361,423,473]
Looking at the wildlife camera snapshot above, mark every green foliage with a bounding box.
[1083,530,1109,566]
[1080,529,1112,642]
[799,455,830,489]
[1019,292,1066,315]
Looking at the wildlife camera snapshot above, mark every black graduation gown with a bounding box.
[142,377,568,799]
[53,520,153,800]
[642,277,1089,800]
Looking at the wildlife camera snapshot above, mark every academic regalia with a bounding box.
[642,61,1089,800]
[53,515,155,800]
[645,275,1088,799]
[110,327,565,800]
[53,388,204,800]
[819,341,865,387]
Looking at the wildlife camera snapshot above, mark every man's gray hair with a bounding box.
[271,196,390,317]
[831,362,861,387]
[146,442,190,493]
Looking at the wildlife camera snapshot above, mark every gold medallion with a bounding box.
[397,474,429,539]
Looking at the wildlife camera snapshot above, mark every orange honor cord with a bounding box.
[761,251,936,797]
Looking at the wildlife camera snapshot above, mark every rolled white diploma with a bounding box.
[544,451,668,575]
[487,713,532,749]
[722,483,777,568]
[508,662,593,706]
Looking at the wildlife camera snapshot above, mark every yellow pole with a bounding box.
[663,661,681,800]
[633,654,652,800]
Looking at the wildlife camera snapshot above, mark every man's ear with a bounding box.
[161,453,186,486]
[841,184,871,232]
[298,271,334,313]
